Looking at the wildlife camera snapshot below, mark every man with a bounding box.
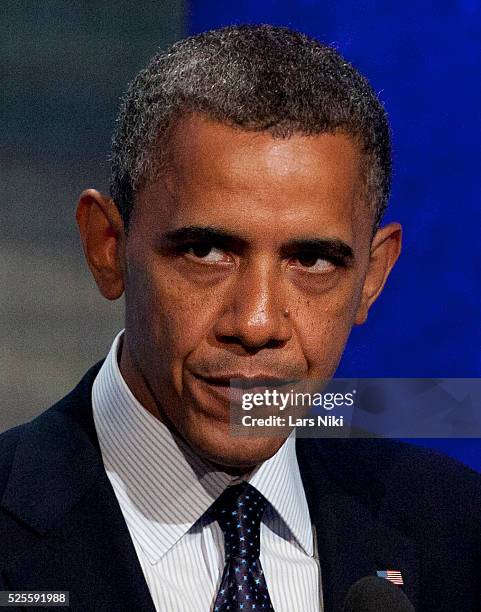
[1,24,480,612]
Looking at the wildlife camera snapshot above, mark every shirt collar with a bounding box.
[92,330,313,564]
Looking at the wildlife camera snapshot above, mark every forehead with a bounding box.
[136,114,371,245]
[167,113,362,185]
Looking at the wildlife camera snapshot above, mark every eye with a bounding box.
[184,242,231,264]
[289,253,336,273]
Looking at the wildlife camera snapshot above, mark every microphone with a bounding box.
[343,576,414,612]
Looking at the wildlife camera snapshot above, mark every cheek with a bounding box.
[124,255,217,370]
[294,282,361,376]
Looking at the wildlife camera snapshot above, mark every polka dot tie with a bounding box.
[212,482,275,611]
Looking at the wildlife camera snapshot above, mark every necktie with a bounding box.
[212,481,275,611]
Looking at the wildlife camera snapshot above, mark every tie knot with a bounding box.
[212,482,268,560]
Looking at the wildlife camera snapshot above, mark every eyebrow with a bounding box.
[161,226,247,251]
[160,225,355,264]
[280,237,354,264]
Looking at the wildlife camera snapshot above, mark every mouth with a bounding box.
[188,372,301,408]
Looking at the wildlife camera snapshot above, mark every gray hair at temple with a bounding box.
[110,24,392,233]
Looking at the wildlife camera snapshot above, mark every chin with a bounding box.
[181,415,287,470]
[174,377,289,470]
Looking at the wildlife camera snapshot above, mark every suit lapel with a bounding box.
[0,362,156,612]
[296,437,419,612]
[2,475,156,612]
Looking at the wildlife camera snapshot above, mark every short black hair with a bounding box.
[110,24,391,232]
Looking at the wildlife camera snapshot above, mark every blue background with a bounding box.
[188,1,481,470]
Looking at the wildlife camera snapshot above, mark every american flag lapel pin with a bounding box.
[376,569,404,585]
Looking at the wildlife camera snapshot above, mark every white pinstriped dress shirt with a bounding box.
[92,330,322,611]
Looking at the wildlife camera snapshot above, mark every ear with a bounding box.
[76,189,125,300]
[354,222,402,325]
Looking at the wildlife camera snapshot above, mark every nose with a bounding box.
[213,259,292,351]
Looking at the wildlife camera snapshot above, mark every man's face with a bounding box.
[82,113,400,469]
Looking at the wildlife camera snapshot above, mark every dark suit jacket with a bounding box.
[1,362,481,611]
